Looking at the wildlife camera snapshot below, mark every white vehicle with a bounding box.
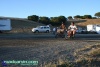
[87,24,100,34]
[0,19,12,32]
[76,27,82,33]
[32,26,51,33]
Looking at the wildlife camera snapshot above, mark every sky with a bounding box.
[0,0,100,18]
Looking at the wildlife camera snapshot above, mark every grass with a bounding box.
[44,61,74,67]
[43,43,100,67]
[88,48,100,57]
[10,19,45,33]
[75,19,100,26]
[74,43,100,67]
[10,18,54,33]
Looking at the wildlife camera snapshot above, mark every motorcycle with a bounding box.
[65,30,75,39]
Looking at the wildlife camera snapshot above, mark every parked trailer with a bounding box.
[96,25,100,34]
[0,19,12,32]
[87,24,100,34]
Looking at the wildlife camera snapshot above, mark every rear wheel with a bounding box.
[64,35,67,39]
[0,31,3,33]
[55,34,58,38]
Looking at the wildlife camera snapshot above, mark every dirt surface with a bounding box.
[0,36,100,67]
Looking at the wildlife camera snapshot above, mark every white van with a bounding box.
[87,24,100,34]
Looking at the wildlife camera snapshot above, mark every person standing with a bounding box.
[53,27,57,35]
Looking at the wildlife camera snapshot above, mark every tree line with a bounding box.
[27,12,100,26]
[28,15,66,26]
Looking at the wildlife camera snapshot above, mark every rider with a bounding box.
[60,22,66,29]
[60,22,66,33]
[67,22,77,37]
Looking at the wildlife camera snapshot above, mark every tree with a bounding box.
[28,15,39,22]
[95,12,100,18]
[58,16,67,24]
[50,16,67,26]
[39,17,50,25]
[50,17,60,26]
[83,15,92,19]
[27,16,32,20]
[67,16,73,20]
[74,15,81,19]
[80,16,85,19]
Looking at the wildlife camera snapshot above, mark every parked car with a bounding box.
[32,26,51,33]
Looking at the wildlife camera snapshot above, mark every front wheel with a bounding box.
[46,30,49,33]
[35,30,39,33]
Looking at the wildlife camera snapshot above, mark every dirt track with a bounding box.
[0,33,100,40]
[0,35,100,67]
